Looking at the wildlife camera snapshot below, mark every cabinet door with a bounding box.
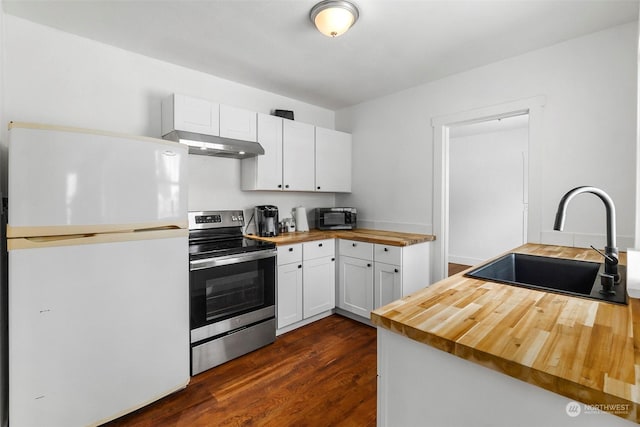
[303,256,336,318]
[315,127,352,192]
[220,104,257,142]
[166,93,220,136]
[277,262,303,329]
[338,256,374,318]
[374,262,402,309]
[282,120,315,191]
[241,113,283,191]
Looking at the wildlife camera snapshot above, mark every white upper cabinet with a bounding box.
[241,113,283,191]
[282,120,315,192]
[219,104,257,142]
[161,93,219,137]
[315,127,352,193]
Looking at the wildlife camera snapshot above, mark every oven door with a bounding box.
[189,249,276,343]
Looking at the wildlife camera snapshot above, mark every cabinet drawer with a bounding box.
[339,239,373,260]
[303,239,335,261]
[374,244,402,265]
[278,244,302,265]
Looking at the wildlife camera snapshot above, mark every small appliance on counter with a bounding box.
[316,207,357,230]
[293,206,309,232]
[255,205,279,237]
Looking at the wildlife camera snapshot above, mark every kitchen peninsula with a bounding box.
[373,243,638,426]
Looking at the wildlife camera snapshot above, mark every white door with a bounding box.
[303,256,336,318]
[170,93,220,136]
[8,124,188,233]
[252,113,283,190]
[282,120,315,191]
[338,256,374,318]
[448,116,529,267]
[277,262,303,328]
[315,127,352,192]
[219,104,257,142]
[8,233,189,427]
[374,262,402,309]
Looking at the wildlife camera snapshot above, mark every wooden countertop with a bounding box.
[371,243,640,423]
[246,228,435,247]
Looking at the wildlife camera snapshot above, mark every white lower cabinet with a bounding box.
[337,239,430,322]
[374,262,402,309]
[276,240,335,332]
[303,256,336,318]
[277,261,303,328]
[338,255,374,318]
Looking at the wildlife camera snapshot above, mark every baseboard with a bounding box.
[334,308,373,327]
[276,310,333,336]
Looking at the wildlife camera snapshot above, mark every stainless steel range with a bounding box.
[188,210,276,375]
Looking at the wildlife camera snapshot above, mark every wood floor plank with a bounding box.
[103,315,377,427]
[448,263,471,277]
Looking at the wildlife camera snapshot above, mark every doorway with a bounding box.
[431,96,546,282]
[448,115,529,275]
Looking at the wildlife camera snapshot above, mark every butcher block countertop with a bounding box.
[246,228,435,247]
[372,243,640,423]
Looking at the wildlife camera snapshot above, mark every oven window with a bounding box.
[205,270,264,321]
[190,256,276,330]
[324,212,345,225]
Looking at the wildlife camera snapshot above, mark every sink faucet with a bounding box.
[553,186,619,293]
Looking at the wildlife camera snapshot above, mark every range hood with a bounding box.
[162,130,265,159]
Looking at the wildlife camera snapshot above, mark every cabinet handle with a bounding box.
[319,243,323,247]
[331,258,335,262]
[367,263,372,267]
[384,247,389,252]
[352,243,357,247]
[288,247,294,252]
[298,264,302,269]
[394,268,399,273]
[285,184,290,189]
[278,184,282,188]
[317,186,321,190]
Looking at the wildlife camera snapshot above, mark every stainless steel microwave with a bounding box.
[315,207,357,230]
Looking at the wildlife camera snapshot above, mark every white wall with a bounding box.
[336,22,638,249]
[0,15,337,227]
[449,125,528,265]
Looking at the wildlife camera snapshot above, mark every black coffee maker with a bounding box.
[255,205,279,237]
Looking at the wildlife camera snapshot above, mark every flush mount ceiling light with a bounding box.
[310,0,359,38]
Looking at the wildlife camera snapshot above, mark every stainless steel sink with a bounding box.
[465,253,627,304]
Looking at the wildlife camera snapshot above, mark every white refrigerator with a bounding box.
[6,122,190,427]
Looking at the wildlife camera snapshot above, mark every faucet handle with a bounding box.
[599,272,616,295]
[590,245,618,265]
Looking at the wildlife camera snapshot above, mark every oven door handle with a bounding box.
[190,249,277,270]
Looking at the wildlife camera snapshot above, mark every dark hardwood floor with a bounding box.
[103,315,377,427]
[448,262,471,276]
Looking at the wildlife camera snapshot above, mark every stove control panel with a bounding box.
[188,210,245,230]
[195,214,222,224]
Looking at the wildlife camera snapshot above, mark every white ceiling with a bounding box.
[3,0,639,110]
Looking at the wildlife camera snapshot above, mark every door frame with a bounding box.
[431,96,546,282]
